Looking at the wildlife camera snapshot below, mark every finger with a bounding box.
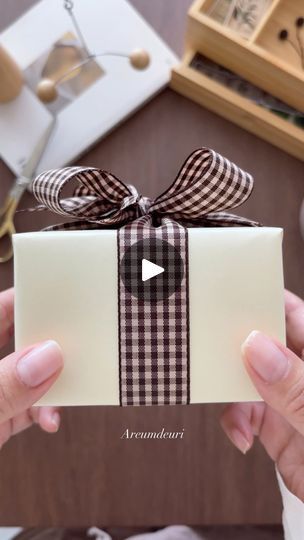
[0,409,33,448]
[35,406,61,433]
[0,288,14,348]
[0,328,12,350]
[220,403,256,453]
[242,331,304,436]
[0,406,61,450]
[28,406,61,433]
[0,288,14,324]
[0,340,63,424]
[284,290,304,356]
[220,401,294,461]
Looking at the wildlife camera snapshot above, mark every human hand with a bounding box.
[221,290,304,501]
[0,287,63,449]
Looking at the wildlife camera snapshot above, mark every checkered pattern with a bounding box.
[31,147,258,229]
[31,166,147,230]
[118,216,189,406]
[30,147,259,406]
[151,148,255,221]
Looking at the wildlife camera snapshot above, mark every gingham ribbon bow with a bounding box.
[32,148,258,230]
[32,148,258,406]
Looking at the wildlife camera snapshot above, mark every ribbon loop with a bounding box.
[151,148,254,221]
[33,166,142,227]
[31,148,259,229]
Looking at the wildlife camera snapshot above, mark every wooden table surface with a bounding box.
[1,0,304,527]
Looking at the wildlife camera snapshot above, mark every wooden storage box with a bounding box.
[171,0,304,160]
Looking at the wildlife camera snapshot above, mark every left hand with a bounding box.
[0,287,62,449]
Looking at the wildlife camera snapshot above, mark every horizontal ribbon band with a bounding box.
[29,147,259,406]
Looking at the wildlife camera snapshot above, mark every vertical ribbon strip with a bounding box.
[118,216,189,406]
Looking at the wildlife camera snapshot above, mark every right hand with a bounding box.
[0,287,63,450]
[221,290,304,501]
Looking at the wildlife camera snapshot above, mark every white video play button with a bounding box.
[142,258,164,282]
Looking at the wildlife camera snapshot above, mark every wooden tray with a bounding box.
[185,0,304,111]
[171,49,304,161]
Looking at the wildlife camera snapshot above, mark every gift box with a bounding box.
[13,148,285,406]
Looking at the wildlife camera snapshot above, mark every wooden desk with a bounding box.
[0,0,304,527]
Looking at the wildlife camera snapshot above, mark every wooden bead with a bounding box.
[36,78,57,103]
[129,49,150,70]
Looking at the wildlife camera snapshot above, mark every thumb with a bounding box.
[0,341,63,424]
[242,331,304,435]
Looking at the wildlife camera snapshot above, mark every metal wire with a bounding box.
[63,0,91,56]
[54,52,129,85]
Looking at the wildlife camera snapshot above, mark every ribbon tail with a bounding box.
[17,204,49,214]
[202,212,260,227]
[41,220,108,231]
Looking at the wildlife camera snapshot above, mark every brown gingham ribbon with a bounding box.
[30,148,258,406]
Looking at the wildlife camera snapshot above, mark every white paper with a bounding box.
[189,227,285,403]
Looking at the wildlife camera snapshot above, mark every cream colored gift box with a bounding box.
[13,227,285,406]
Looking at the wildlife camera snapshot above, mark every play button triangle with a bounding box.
[142,259,164,282]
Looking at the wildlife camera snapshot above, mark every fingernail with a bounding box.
[17,340,63,388]
[231,428,251,454]
[51,411,60,432]
[242,331,290,384]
